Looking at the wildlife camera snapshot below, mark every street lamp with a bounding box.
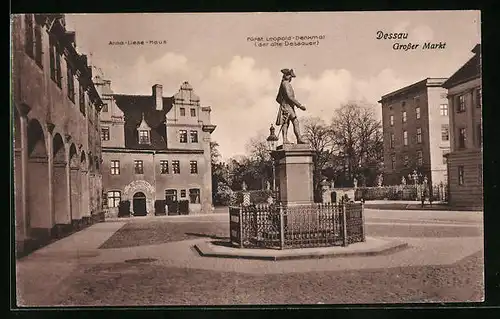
[266,124,279,198]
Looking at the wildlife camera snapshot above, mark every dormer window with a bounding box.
[137,112,151,144]
[139,130,150,144]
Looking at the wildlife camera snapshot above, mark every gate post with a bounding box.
[239,205,243,248]
[279,204,285,249]
[361,202,366,242]
[342,202,348,247]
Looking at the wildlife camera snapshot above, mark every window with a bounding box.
[477,123,482,146]
[440,104,448,116]
[416,128,422,144]
[139,130,150,144]
[79,82,86,115]
[49,36,62,87]
[441,124,449,141]
[110,160,120,175]
[403,130,408,146]
[442,149,450,164]
[134,160,144,174]
[190,108,196,117]
[165,189,177,202]
[160,160,169,174]
[190,130,198,143]
[101,126,110,141]
[189,188,201,204]
[476,88,482,108]
[402,111,407,123]
[401,101,406,107]
[389,115,394,126]
[391,154,396,169]
[415,107,420,119]
[172,160,180,174]
[34,21,43,67]
[101,103,108,112]
[107,191,121,208]
[390,133,395,148]
[180,189,186,198]
[457,95,466,112]
[417,150,423,166]
[458,166,465,185]
[24,14,34,58]
[67,65,75,102]
[180,107,186,116]
[190,160,198,174]
[403,154,409,167]
[179,130,188,143]
[458,128,466,149]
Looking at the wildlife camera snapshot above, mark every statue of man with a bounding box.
[275,68,307,144]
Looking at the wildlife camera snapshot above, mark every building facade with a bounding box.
[12,14,105,256]
[442,44,482,208]
[94,77,216,217]
[380,78,450,186]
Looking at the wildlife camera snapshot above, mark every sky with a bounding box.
[65,11,481,160]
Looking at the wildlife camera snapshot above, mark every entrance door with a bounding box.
[133,192,147,216]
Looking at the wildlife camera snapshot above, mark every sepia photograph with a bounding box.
[11,11,483,306]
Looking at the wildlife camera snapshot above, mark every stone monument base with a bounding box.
[272,143,315,206]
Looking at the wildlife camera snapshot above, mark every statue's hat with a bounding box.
[281,68,296,77]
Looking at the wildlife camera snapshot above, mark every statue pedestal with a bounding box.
[272,143,314,206]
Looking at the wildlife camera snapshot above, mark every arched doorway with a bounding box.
[27,119,50,234]
[69,143,80,222]
[53,133,70,226]
[133,192,147,216]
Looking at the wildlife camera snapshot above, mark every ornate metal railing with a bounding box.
[229,202,365,249]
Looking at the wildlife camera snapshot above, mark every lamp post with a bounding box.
[266,124,279,199]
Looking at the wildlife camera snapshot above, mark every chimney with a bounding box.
[152,84,163,110]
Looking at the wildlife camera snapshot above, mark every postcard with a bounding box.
[12,11,483,307]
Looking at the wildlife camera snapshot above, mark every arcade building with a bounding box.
[12,14,105,256]
[94,76,216,216]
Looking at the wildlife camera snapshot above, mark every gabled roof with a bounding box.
[113,94,174,150]
[442,44,481,89]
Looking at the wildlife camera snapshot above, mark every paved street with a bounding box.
[16,208,484,306]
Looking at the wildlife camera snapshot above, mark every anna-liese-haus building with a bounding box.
[379,78,450,186]
[442,44,482,209]
[12,14,105,256]
[94,78,216,217]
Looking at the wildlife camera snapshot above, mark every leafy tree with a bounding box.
[330,102,383,187]
[301,116,334,201]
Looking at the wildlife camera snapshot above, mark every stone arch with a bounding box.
[27,118,51,233]
[53,132,71,226]
[69,143,79,168]
[68,143,80,221]
[79,150,90,218]
[123,180,155,215]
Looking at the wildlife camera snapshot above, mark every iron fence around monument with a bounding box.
[229,202,365,249]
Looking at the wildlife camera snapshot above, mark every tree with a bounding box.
[211,141,231,205]
[210,141,221,166]
[302,116,334,201]
[330,103,383,187]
